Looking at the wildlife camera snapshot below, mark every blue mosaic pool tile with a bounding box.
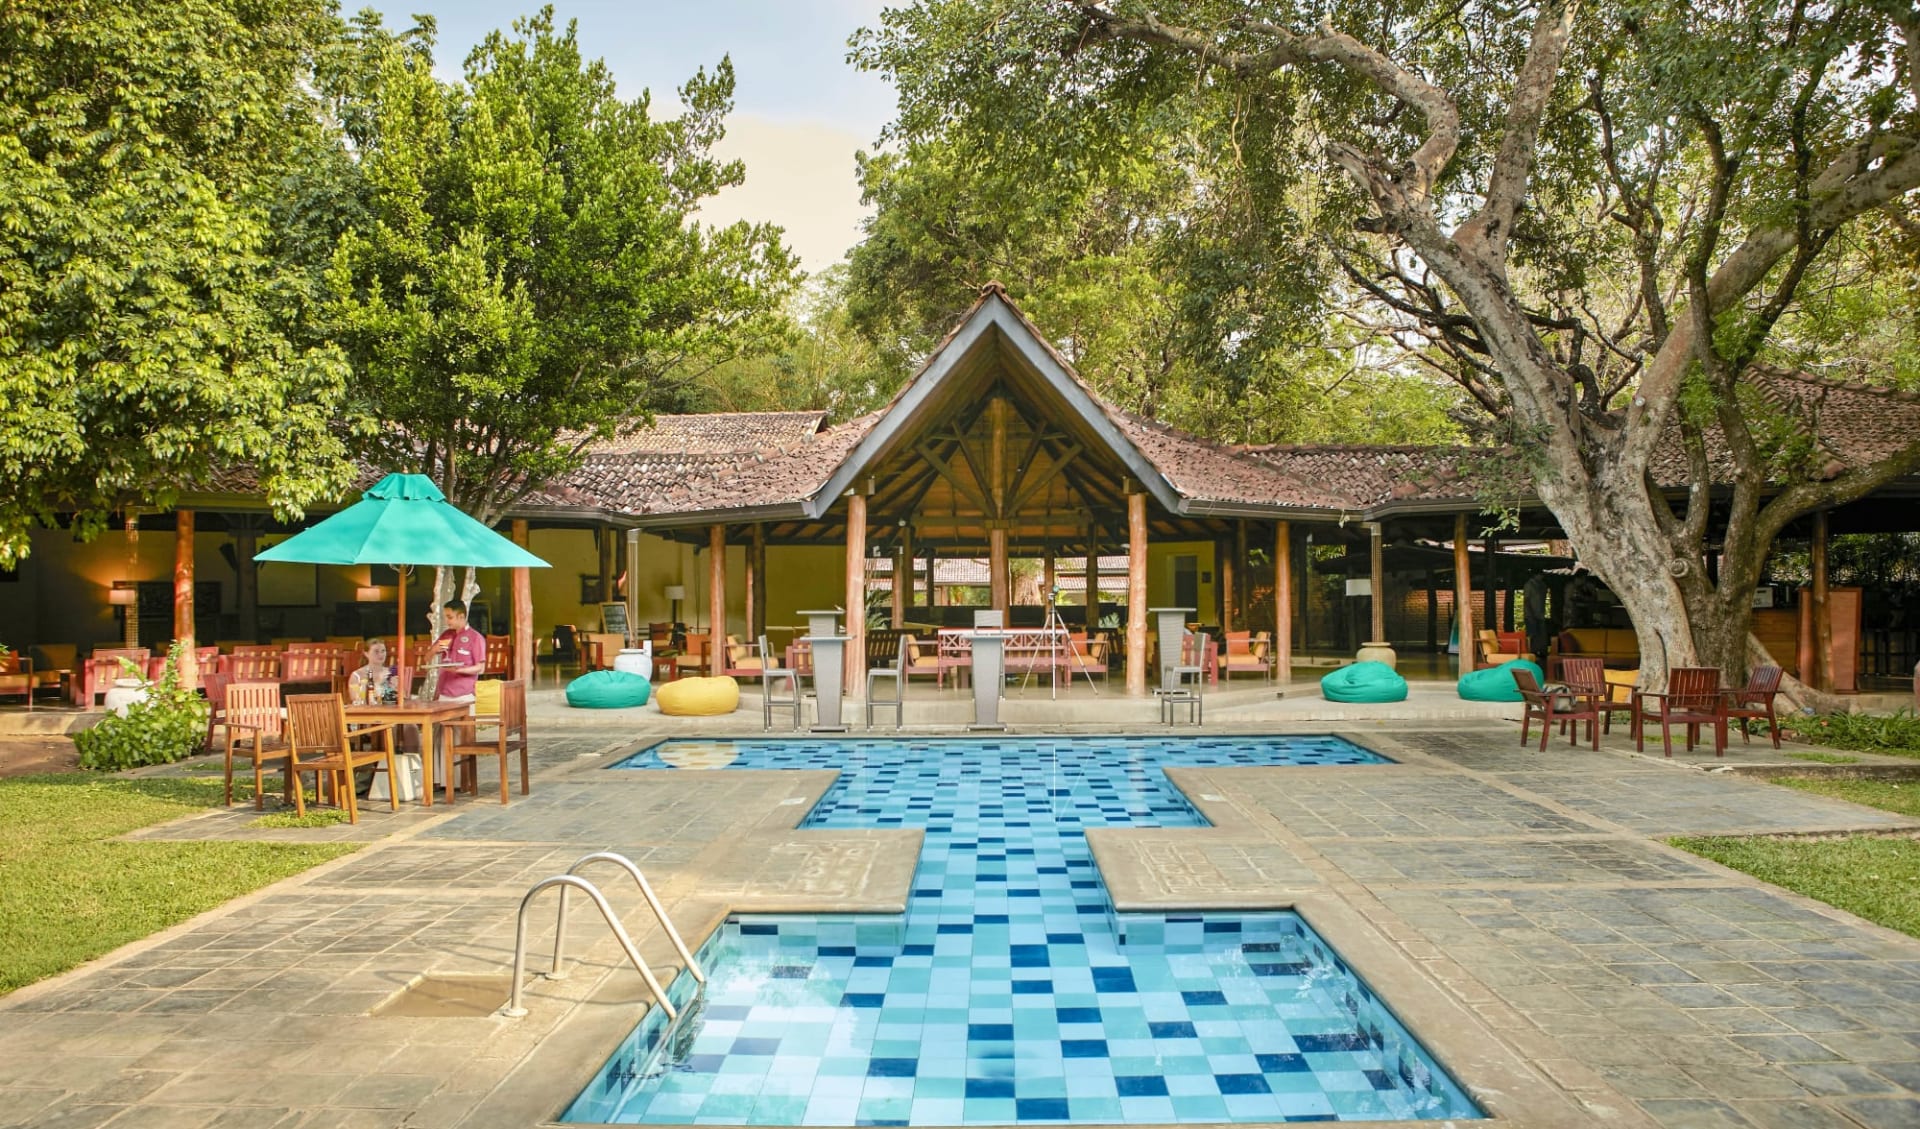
[566,737,1477,1125]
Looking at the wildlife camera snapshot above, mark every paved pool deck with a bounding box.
[2,715,1918,1129]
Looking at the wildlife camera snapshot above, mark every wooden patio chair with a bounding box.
[223,682,301,814]
[483,634,511,677]
[1723,664,1786,748]
[722,634,765,678]
[443,679,528,805]
[222,652,281,682]
[900,634,943,683]
[1065,632,1110,682]
[1217,631,1272,682]
[1559,657,1635,736]
[79,647,148,707]
[1514,667,1599,751]
[1633,667,1728,757]
[280,649,343,693]
[286,694,399,823]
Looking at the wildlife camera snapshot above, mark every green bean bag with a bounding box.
[656,675,740,717]
[1321,661,1409,704]
[566,670,651,709]
[1458,659,1543,703]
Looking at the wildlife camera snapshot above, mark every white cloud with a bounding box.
[696,114,873,275]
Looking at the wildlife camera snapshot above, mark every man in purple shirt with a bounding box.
[430,599,487,702]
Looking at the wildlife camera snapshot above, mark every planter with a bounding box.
[612,644,652,681]
[1355,641,1399,670]
[102,677,150,717]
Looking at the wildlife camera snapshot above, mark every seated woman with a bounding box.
[348,638,396,705]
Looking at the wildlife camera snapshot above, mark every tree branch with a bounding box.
[1457,0,1578,263]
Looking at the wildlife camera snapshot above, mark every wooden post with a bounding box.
[709,524,727,673]
[1043,547,1056,600]
[1233,520,1248,630]
[926,544,937,607]
[511,519,534,683]
[1126,493,1149,695]
[598,526,615,608]
[989,527,1009,616]
[846,493,868,693]
[750,523,768,640]
[1086,529,1101,630]
[1426,571,1439,651]
[901,524,915,612]
[1274,520,1293,685]
[173,509,196,689]
[624,528,641,645]
[1483,536,1498,632]
[1455,515,1476,672]
[1812,509,1832,692]
[233,522,258,643]
[1218,538,1233,632]
[892,542,908,628]
[1368,523,1387,643]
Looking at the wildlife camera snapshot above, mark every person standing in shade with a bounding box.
[430,599,487,704]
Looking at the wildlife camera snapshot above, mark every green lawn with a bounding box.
[1671,775,1920,941]
[0,774,357,994]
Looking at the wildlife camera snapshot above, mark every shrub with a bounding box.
[73,644,211,771]
[1762,709,1920,758]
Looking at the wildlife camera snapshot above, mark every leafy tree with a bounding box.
[694,267,899,422]
[0,0,363,564]
[326,7,800,524]
[854,0,1920,687]
[845,105,1462,444]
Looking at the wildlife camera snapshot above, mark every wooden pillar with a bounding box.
[624,528,641,645]
[989,527,1009,616]
[1812,509,1832,692]
[233,523,258,643]
[747,523,766,640]
[925,544,937,607]
[1086,530,1101,630]
[1483,536,1498,631]
[1426,571,1439,651]
[1274,521,1293,684]
[1219,537,1235,633]
[846,493,868,692]
[901,525,915,612]
[1368,523,1387,643]
[1233,520,1248,629]
[892,542,908,628]
[708,524,727,673]
[1125,493,1149,695]
[173,509,196,689]
[598,526,615,607]
[510,519,534,683]
[1043,547,1056,600]
[1455,515,1476,672]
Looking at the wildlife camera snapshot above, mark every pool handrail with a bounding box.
[500,875,673,1020]
[557,850,705,985]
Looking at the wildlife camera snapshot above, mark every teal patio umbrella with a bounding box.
[256,473,549,675]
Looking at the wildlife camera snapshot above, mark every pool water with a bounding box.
[564,737,1479,1125]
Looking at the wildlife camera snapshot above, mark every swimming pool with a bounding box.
[565,737,1479,1124]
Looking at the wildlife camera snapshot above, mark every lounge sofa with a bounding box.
[1549,627,1639,675]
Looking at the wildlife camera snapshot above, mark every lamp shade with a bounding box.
[355,585,383,602]
[107,585,136,606]
[664,585,686,601]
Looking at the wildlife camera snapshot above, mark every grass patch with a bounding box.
[1783,751,1861,764]
[1773,776,1920,819]
[0,774,356,994]
[1671,834,1920,939]
[1765,709,1920,760]
[247,809,350,829]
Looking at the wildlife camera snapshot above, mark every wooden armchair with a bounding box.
[1217,631,1272,682]
[0,653,38,709]
[221,652,281,682]
[1558,657,1635,736]
[1065,632,1110,681]
[443,679,528,805]
[1514,667,1599,751]
[581,632,625,672]
[1479,629,1534,665]
[1633,667,1728,757]
[286,694,398,823]
[483,634,511,677]
[280,649,343,693]
[721,634,766,678]
[79,648,149,707]
[900,634,943,682]
[1723,665,1785,749]
[223,682,301,814]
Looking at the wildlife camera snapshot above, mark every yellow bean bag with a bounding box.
[655,675,740,717]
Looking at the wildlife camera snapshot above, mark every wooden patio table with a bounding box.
[343,698,473,807]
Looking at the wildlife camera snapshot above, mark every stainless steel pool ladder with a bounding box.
[500,850,706,1019]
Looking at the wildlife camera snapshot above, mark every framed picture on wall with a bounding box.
[579,574,605,604]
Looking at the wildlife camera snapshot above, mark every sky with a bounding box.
[366,1,897,273]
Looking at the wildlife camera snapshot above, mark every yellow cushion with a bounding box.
[473,679,502,718]
[655,675,740,717]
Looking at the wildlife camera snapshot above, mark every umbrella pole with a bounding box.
[397,566,407,693]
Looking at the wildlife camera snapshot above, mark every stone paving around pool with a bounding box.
[2,722,1918,1129]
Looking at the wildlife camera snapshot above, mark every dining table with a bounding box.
[343,698,475,807]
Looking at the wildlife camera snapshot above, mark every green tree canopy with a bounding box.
[854,0,1920,686]
[0,0,364,563]
[327,7,799,521]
